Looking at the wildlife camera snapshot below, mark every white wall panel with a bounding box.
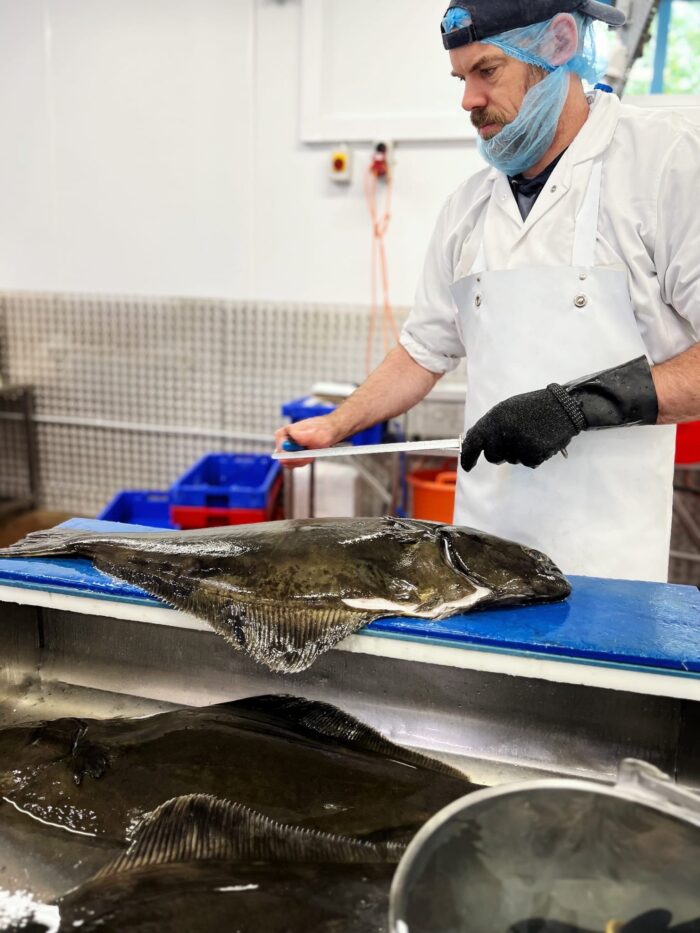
[0,0,52,287]
[0,0,485,305]
[47,0,255,296]
[0,0,255,296]
[300,0,474,141]
[252,0,483,305]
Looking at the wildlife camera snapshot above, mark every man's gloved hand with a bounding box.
[461,356,659,473]
[460,385,585,471]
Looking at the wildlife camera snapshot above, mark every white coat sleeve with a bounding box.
[400,197,467,375]
[653,126,700,343]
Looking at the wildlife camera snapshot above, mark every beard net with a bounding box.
[476,13,605,175]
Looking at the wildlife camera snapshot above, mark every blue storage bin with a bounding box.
[281,396,384,446]
[98,490,177,528]
[170,454,282,510]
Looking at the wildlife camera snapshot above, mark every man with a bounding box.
[275,0,700,582]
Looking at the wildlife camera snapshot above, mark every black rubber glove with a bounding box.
[461,356,659,473]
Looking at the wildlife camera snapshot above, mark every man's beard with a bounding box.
[471,66,547,136]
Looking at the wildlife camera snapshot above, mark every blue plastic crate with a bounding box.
[281,396,384,446]
[98,490,177,529]
[170,453,282,510]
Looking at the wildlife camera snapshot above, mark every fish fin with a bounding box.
[89,555,200,606]
[96,795,403,877]
[87,556,373,675]
[0,527,88,559]
[231,695,469,780]
[222,603,373,674]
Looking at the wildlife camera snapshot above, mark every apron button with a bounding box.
[579,272,587,281]
[475,294,482,308]
[550,184,558,193]
[574,294,588,308]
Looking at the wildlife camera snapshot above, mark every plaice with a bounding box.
[273,437,462,461]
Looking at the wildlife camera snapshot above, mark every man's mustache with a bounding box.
[471,109,509,129]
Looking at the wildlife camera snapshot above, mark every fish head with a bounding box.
[440,524,571,605]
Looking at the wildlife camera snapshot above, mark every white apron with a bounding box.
[450,157,676,582]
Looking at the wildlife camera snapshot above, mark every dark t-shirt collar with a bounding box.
[508,148,568,219]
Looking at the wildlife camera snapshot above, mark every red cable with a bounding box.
[364,158,399,375]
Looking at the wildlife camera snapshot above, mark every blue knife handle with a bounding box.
[282,439,308,453]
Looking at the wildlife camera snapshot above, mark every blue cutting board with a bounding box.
[0,519,698,675]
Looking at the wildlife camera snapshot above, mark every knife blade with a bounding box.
[273,437,462,461]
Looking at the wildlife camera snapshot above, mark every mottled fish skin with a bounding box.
[0,694,476,844]
[51,795,399,933]
[0,517,571,674]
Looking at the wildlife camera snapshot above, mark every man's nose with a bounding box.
[461,82,487,112]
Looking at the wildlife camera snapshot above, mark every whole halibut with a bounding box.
[0,694,476,844]
[0,517,570,673]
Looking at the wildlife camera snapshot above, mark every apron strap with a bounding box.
[472,238,486,275]
[468,201,491,275]
[572,157,603,268]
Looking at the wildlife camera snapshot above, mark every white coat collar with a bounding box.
[487,91,621,233]
[484,90,622,184]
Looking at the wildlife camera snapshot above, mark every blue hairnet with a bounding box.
[476,13,605,175]
[484,12,603,85]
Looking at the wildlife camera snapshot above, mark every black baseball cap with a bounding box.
[441,0,626,50]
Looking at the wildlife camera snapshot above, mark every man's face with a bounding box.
[449,43,543,139]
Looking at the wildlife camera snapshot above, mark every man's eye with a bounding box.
[481,68,496,78]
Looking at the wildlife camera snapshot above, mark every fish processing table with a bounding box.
[0,519,699,788]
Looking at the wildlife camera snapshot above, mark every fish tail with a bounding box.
[0,527,94,560]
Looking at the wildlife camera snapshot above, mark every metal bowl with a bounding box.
[390,761,700,932]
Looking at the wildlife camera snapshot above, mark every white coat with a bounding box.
[400,91,700,580]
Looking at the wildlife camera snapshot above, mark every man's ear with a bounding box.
[547,13,579,66]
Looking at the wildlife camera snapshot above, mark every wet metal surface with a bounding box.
[1,601,698,791]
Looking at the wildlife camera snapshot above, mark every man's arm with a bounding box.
[274,346,443,466]
[652,342,700,424]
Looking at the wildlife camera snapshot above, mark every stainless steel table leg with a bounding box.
[309,461,316,519]
[283,469,294,520]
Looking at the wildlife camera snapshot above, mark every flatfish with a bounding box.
[0,694,475,845]
[7,795,400,933]
[0,517,570,673]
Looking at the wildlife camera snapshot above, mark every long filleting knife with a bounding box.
[272,437,462,460]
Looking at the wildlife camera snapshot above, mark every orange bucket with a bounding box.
[407,468,457,524]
